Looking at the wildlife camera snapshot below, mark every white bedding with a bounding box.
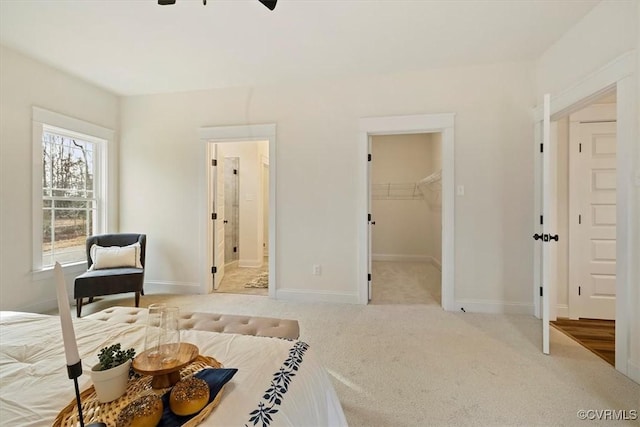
[0,311,347,426]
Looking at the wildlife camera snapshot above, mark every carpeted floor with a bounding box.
[65,261,639,426]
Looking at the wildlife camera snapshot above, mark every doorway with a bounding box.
[533,55,635,376]
[550,91,617,365]
[198,123,277,299]
[213,140,269,296]
[369,133,442,305]
[358,113,455,309]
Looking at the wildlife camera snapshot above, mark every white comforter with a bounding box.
[0,311,347,427]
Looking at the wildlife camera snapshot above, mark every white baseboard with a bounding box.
[372,254,430,262]
[455,299,534,315]
[225,260,238,270]
[556,304,569,318]
[18,298,58,314]
[238,259,264,268]
[144,280,202,295]
[276,289,359,304]
[627,359,640,385]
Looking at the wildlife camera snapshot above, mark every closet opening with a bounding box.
[369,133,442,305]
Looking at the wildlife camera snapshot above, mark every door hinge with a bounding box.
[233,247,237,253]
[540,143,543,153]
[540,215,543,225]
[211,159,217,166]
[211,266,217,274]
[368,154,372,161]
[578,214,581,224]
[540,286,543,297]
[578,286,581,296]
[233,169,238,175]
[579,143,582,153]
[211,213,217,220]
[368,213,371,222]
[368,273,372,281]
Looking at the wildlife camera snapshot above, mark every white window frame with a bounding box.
[32,107,114,273]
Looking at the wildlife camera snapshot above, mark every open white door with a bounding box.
[536,94,558,355]
[367,136,372,301]
[212,145,225,290]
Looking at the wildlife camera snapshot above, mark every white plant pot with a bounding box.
[90,359,131,403]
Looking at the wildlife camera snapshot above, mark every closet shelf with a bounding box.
[417,169,442,207]
[372,170,442,203]
[371,183,423,200]
[417,169,441,187]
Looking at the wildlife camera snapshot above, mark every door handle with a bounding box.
[223,220,228,224]
[371,221,376,225]
[533,233,559,242]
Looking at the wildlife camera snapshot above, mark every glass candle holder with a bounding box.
[143,303,167,358]
[161,306,180,365]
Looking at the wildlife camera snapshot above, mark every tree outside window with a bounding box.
[42,131,96,266]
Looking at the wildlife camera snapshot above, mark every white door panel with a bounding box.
[367,136,372,301]
[213,145,225,290]
[539,94,555,355]
[575,121,617,319]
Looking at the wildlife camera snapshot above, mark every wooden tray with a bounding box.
[53,355,223,427]
[133,343,199,388]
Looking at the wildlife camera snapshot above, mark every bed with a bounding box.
[0,311,347,426]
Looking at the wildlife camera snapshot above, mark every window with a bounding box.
[33,108,113,270]
[41,129,100,266]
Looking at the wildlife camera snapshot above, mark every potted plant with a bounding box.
[90,343,136,403]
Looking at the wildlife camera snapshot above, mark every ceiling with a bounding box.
[0,0,600,96]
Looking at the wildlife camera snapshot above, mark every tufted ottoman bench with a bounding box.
[85,306,300,340]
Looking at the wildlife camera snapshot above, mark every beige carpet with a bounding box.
[70,261,639,426]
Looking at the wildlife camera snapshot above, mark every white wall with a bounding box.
[218,141,267,268]
[371,133,433,261]
[120,60,534,306]
[535,0,639,382]
[0,46,120,312]
[535,0,636,96]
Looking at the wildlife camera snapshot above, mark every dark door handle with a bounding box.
[371,221,376,225]
[223,220,228,224]
[533,233,559,242]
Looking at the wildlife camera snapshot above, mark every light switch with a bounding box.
[457,185,465,196]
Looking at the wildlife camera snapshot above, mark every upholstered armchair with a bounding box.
[74,233,146,317]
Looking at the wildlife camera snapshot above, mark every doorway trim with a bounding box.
[358,113,455,309]
[533,51,635,377]
[198,123,277,299]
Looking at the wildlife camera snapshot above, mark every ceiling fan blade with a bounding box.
[157,0,275,9]
[258,0,277,11]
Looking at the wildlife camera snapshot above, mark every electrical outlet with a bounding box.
[312,264,321,275]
